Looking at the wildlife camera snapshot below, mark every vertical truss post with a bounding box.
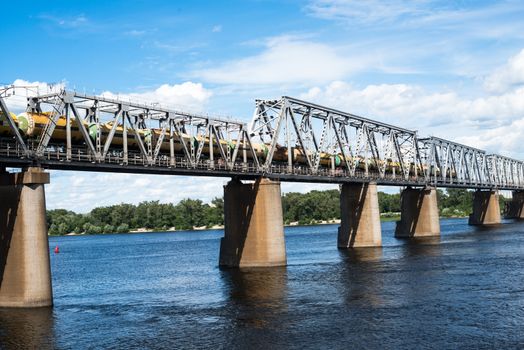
[65,104,71,160]
[242,132,247,171]
[122,109,128,165]
[285,106,292,173]
[169,118,175,167]
[209,124,214,169]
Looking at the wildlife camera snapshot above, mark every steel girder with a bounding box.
[2,88,259,171]
[417,137,524,188]
[486,154,524,188]
[418,137,489,186]
[250,96,424,180]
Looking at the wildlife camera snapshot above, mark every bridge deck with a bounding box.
[0,140,519,189]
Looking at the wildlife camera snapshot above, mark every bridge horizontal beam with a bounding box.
[31,90,240,124]
[419,136,486,153]
[1,147,521,189]
[281,96,416,134]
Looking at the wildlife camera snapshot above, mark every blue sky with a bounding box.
[2,0,524,212]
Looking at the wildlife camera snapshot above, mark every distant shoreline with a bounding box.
[50,216,468,237]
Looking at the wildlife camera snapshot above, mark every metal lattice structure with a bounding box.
[250,96,423,180]
[1,87,260,175]
[0,86,523,189]
[418,137,489,186]
[486,154,524,188]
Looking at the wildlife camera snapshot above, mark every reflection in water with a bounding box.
[396,236,443,308]
[0,307,55,349]
[472,224,503,232]
[220,267,288,328]
[400,236,442,258]
[338,248,385,308]
[339,247,384,263]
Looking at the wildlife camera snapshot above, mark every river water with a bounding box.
[0,218,523,349]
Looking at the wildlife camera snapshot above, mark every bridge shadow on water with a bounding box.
[219,267,288,329]
[397,236,442,257]
[0,307,55,349]
[336,237,444,309]
[336,247,386,307]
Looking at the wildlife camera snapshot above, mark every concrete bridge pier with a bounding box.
[338,182,382,248]
[219,177,286,268]
[395,187,440,238]
[0,167,52,307]
[505,191,524,219]
[468,190,501,225]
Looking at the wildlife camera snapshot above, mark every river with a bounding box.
[0,218,523,349]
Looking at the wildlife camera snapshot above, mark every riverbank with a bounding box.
[50,215,469,236]
[47,188,485,236]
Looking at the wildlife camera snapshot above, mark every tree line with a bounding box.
[47,198,224,235]
[47,188,507,235]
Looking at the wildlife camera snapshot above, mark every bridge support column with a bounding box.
[338,182,381,248]
[505,191,524,219]
[468,190,501,225]
[0,167,52,307]
[219,177,286,268]
[395,187,440,238]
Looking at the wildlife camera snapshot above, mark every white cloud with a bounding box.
[100,82,212,111]
[212,25,222,33]
[10,79,65,94]
[124,29,146,37]
[303,1,524,79]
[306,0,432,24]
[305,0,524,30]
[484,48,524,93]
[38,14,90,29]
[459,118,524,157]
[193,35,372,85]
[281,182,338,194]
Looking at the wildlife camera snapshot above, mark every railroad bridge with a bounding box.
[1,85,523,307]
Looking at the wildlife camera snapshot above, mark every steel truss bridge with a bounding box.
[0,86,523,190]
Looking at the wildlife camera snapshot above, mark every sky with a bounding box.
[1,0,524,212]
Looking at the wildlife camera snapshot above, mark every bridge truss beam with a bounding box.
[2,88,260,172]
[0,86,523,190]
[250,96,424,181]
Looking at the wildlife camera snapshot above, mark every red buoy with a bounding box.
[54,246,59,254]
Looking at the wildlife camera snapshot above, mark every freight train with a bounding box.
[0,111,443,177]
